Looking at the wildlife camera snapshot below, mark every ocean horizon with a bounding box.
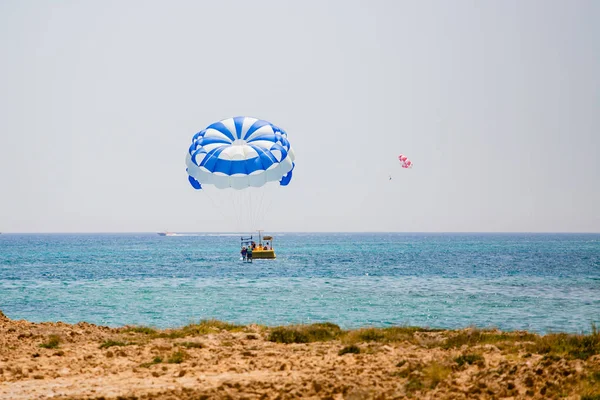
[1,232,598,334]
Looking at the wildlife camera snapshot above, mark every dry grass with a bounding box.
[341,326,431,345]
[422,361,452,388]
[177,341,204,349]
[403,361,451,395]
[99,340,132,349]
[441,328,537,349]
[525,325,600,360]
[122,326,157,335]
[39,335,61,349]
[167,350,188,364]
[122,320,247,340]
[268,322,342,344]
[440,324,600,360]
[267,323,442,345]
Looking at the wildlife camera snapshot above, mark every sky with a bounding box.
[0,0,598,233]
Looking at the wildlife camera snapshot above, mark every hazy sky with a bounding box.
[1,1,598,233]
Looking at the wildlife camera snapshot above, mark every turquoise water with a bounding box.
[0,233,598,334]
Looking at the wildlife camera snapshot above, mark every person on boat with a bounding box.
[246,246,253,262]
[241,246,247,261]
[265,241,270,250]
[251,241,256,250]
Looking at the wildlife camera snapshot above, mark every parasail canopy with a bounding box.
[398,154,413,169]
[186,116,295,190]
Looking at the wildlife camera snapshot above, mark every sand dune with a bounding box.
[1,311,599,399]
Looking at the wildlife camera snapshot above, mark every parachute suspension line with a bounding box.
[253,186,269,233]
[252,186,267,234]
[203,189,230,232]
[247,189,255,234]
[258,193,275,232]
[240,189,250,234]
[228,189,239,233]
[232,189,243,233]
[235,189,248,234]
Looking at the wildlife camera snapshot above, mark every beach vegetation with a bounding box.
[122,326,157,335]
[99,340,131,349]
[442,329,537,349]
[354,328,385,342]
[154,319,246,339]
[526,325,600,360]
[422,361,452,388]
[440,325,600,360]
[167,350,188,364]
[153,330,187,339]
[454,353,484,367]
[186,319,246,333]
[342,326,427,345]
[140,356,162,368]
[268,327,310,343]
[268,323,342,344]
[39,335,61,349]
[177,341,204,349]
[267,323,444,345]
[338,345,360,355]
[405,378,424,395]
[577,369,600,399]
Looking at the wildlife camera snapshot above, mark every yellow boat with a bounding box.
[241,231,276,260]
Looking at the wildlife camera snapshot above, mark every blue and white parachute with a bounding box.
[186,117,295,190]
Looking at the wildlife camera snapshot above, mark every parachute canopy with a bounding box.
[186,116,295,190]
[398,154,413,169]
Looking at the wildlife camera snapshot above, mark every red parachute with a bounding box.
[398,154,413,169]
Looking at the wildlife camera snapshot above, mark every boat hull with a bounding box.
[251,249,276,259]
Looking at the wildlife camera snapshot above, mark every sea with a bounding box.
[0,233,599,334]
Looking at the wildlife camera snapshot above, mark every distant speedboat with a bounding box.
[157,231,176,236]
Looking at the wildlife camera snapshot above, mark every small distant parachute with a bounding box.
[398,154,413,169]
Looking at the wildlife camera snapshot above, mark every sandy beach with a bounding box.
[1,310,599,399]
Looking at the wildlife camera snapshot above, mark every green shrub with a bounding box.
[268,323,342,344]
[39,335,60,349]
[268,327,309,344]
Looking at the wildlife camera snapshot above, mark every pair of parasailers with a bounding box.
[241,246,253,262]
